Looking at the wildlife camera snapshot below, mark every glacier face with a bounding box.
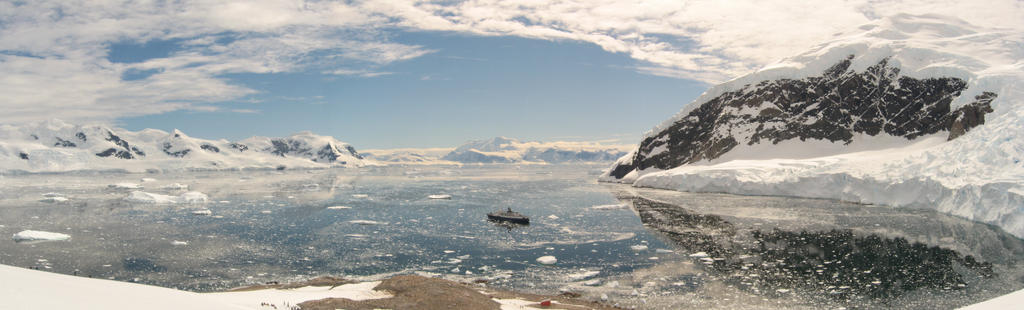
[0,120,365,172]
[602,14,1024,238]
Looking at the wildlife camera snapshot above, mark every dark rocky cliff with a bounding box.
[608,55,996,179]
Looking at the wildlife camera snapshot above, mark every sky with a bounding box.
[1,1,1022,148]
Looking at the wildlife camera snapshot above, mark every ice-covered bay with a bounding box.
[0,165,1020,309]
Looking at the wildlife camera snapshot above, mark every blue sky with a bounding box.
[2,1,1017,149]
[116,32,707,148]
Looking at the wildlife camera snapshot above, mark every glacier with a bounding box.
[601,14,1024,238]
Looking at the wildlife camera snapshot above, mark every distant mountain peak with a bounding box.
[0,121,365,172]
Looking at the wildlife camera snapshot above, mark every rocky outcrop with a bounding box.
[608,56,997,179]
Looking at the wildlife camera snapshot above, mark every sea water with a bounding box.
[0,165,1020,309]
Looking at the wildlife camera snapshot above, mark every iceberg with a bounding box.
[12,230,70,243]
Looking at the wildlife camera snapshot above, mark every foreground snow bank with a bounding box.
[0,264,389,310]
[961,288,1024,309]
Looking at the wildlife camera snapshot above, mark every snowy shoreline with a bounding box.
[0,264,612,310]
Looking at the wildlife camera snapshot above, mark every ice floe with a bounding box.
[108,183,143,189]
[162,183,189,190]
[536,256,557,265]
[567,270,600,281]
[39,197,69,203]
[590,204,629,210]
[126,191,209,204]
[12,230,70,243]
[349,220,385,225]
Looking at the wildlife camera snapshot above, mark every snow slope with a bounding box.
[602,14,1024,238]
[0,264,390,310]
[0,119,365,173]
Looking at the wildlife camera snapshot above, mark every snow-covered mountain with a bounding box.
[0,119,365,172]
[441,137,631,164]
[601,14,1024,238]
[359,148,454,164]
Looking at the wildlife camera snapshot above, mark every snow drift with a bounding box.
[601,14,1024,238]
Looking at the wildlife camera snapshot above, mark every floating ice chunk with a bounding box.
[584,279,602,286]
[428,194,452,199]
[351,194,369,198]
[13,230,70,243]
[345,234,367,238]
[179,192,209,203]
[108,183,143,189]
[776,288,791,293]
[162,183,189,190]
[536,256,557,265]
[689,252,709,258]
[191,210,212,216]
[590,204,629,210]
[127,191,208,204]
[41,193,64,198]
[568,270,600,281]
[349,220,385,225]
[259,210,272,214]
[655,249,675,254]
[547,215,559,220]
[649,257,659,260]
[39,197,69,203]
[443,250,455,254]
[327,206,351,210]
[171,240,188,246]
[630,245,649,251]
[140,178,157,183]
[127,191,177,204]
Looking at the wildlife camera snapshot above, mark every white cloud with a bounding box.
[325,68,394,77]
[1,0,1022,124]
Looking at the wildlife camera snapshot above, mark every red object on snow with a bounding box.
[540,300,552,307]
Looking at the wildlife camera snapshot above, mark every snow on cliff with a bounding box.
[0,119,365,173]
[602,14,1024,238]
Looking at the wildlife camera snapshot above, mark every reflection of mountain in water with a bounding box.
[627,197,1000,303]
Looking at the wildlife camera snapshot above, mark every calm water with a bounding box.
[0,165,1021,309]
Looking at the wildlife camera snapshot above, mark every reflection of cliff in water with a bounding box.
[627,196,1004,303]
